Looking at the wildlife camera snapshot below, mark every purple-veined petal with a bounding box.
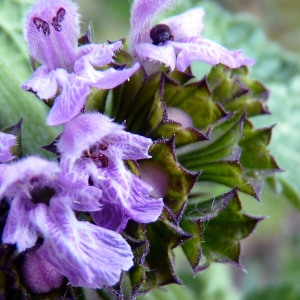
[58,160,103,212]
[58,113,124,167]
[24,0,79,71]
[92,161,163,232]
[0,156,60,199]
[76,41,123,67]
[75,55,140,90]
[2,195,38,252]
[0,132,16,162]
[105,131,152,160]
[130,0,176,47]
[162,8,205,40]
[21,66,58,100]
[173,36,256,71]
[91,202,127,233]
[33,199,133,288]
[46,69,90,126]
[135,42,176,70]
[124,172,164,224]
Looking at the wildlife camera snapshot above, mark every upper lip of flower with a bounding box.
[129,1,255,72]
[21,0,140,126]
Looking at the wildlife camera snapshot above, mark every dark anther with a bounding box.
[150,24,174,45]
[52,7,66,31]
[33,17,50,36]
[92,153,109,168]
[86,148,109,168]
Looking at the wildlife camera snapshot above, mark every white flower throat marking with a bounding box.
[33,7,66,36]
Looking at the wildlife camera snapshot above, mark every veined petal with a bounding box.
[105,131,152,160]
[76,41,123,67]
[92,162,163,232]
[24,0,79,71]
[0,132,16,162]
[124,172,164,224]
[21,66,58,100]
[46,69,90,126]
[0,156,59,199]
[2,195,38,252]
[162,8,205,40]
[135,42,176,70]
[75,55,140,90]
[58,113,123,167]
[33,199,133,288]
[91,202,127,233]
[130,0,176,47]
[173,36,256,71]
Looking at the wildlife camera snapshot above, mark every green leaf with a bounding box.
[240,120,281,172]
[182,189,263,271]
[147,138,199,219]
[140,218,191,291]
[164,76,226,130]
[200,192,263,268]
[0,0,32,81]
[207,64,270,117]
[0,58,61,158]
[177,113,257,198]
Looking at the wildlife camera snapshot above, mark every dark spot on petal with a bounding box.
[88,176,94,186]
[33,17,50,36]
[56,7,66,22]
[52,7,66,32]
[150,24,174,45]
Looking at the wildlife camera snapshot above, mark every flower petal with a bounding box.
[21,66,58,100]
[46,69,90,126]
[33,199,133,288]
[24,0,79,70]
[130,0,176,47]
[92,162,163,232]
[0,156,60,198]
[173,36,256,71]
[75,54,140,90]
[58,113,123,167]
[124,172,164,224]
[91,202,127,233]
[162,8,205,40]
[135,42,176,70]
[76,41,123,67]
[2,195,38,252]
[105,131,152,160]
[0,132,16,162]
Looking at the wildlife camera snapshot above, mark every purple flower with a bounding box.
[21,0,140,126]
[0,156,133,288]
[130,0,255,72]
[0,132,16,162]
[58,112,164,232]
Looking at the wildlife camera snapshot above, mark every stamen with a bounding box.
[86,148,109,168]
[33,17,50,36]
[52,7,66,32]
[150,24,174,45]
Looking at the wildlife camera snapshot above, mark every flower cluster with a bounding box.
[0,0,278,298]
